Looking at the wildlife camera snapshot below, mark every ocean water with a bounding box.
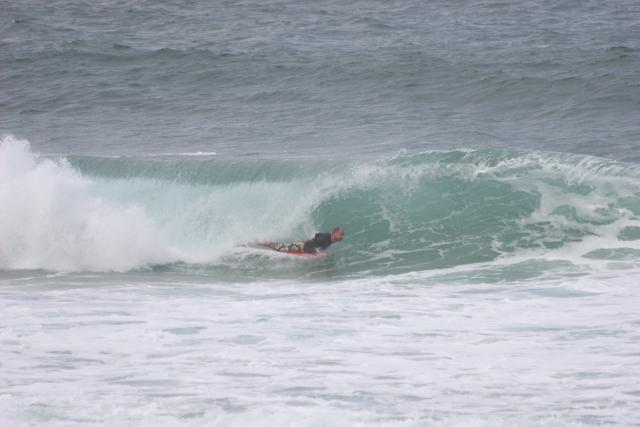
[1,0,640,425]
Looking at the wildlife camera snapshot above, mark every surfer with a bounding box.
[262,227,344,254]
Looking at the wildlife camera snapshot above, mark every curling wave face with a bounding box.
[3,135,640,278]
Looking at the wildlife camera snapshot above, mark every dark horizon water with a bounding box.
[1,1,640,425]
[2,0,639,160]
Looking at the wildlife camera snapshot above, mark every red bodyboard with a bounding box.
[286,251,331,258]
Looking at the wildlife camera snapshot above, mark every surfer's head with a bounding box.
[331,227,344,243]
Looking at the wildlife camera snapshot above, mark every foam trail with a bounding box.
[0,136,174,271]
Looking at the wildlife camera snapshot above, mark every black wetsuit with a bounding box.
[303,233,332,253]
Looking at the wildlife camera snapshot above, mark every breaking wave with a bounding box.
[3,135,640,277]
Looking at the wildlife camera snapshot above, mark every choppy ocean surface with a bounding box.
[1,0,640,425]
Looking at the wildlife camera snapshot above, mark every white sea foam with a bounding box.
[0,136,177,271]
[0,271,638,426]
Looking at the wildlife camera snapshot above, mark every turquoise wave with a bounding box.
[65,149,640,277]
[3,136,639,276]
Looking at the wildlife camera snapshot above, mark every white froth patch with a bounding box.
[1,275,637,425]
[0,135,174,271]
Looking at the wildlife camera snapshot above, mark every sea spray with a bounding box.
[0,136,172,271]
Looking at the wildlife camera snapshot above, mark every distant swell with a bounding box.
[3,135,640,275]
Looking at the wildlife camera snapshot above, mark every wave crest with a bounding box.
[3,135,640,276]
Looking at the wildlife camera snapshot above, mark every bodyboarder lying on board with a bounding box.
[262,227,344,254]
